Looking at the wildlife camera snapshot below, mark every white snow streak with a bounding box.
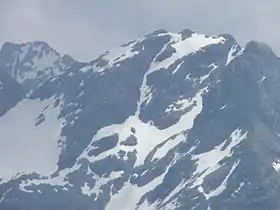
[171,61,184,74]
[198,63,218,84]
[190,128,247,199]
[220,104,227,110]
[260,76,267,82]
[226,45,243,66]
[0,188,11,203]
[231,181,245,197]
[161,180,185,207]
[202,160,240,200]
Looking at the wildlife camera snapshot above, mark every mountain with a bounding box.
[1,29,280,210]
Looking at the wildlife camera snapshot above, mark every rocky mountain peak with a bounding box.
[0,41,75,94]
[1,29,280,210]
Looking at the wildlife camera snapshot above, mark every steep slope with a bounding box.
[0,41,75,94]
[1,29,280,210]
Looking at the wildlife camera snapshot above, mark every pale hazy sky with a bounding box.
[1,0,279,61]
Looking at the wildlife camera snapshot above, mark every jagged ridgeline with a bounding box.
[1,29,280,210]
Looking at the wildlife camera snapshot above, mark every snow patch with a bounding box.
[150,33,225,72]
[81,88,206,168]
[165,97,194,113]
[0,97,64,183]
[220,104,227,110]
[198,63,218,84]
[273,160,280,172]
[260,76,266,82]
[81,182,92,196]
[79,65,92,73]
